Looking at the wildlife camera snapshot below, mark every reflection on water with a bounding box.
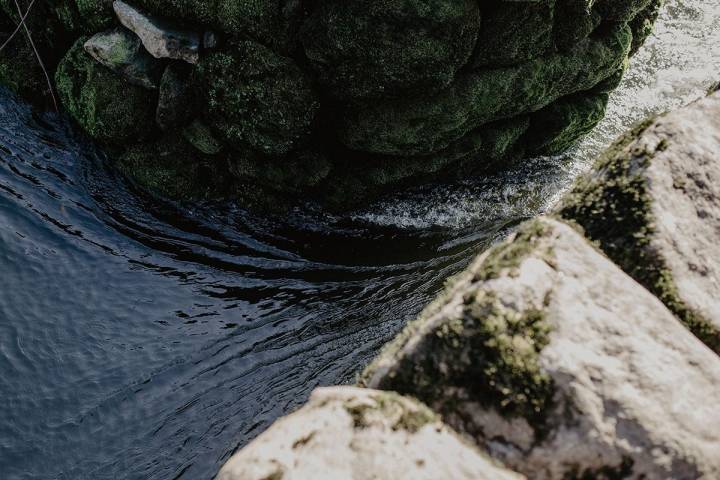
[0,1,718,479]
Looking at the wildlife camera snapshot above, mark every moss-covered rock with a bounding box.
[470,0,554,67]
[526,92,610,155]
[0,0,663,209]
[195,41,319,156]
[339,23,632,156]
[128,0,301,53]
[301,0,481,102]
[362,216,720,478]
[559,91,720,354]
[117,133,227,199]
[55,37,156,144]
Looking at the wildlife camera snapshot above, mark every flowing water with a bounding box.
[1,2,718,479]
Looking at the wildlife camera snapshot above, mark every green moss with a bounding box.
[229,150,331,194]
[527,92,610,155]
[301,0,480,102]
[628,0,663,55]
[182,120,223,155]
[117,133,227,200]
[559,118,720,354]
[340,23,632,156]
[130,0,299,52]
[72,0,114,32]
[55,38,156,144]
[362,220,555,436]
[475,220,553,281]
[196,42,319,156]
[344,391,438,434]
[0,37,47,101]
[469,0,553,67]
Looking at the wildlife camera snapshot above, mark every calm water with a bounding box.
[1,2,718,479]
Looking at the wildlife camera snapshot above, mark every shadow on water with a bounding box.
[0,1,718,478]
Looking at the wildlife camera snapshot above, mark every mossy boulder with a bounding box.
[340,23,632,156]
[559,90,720,354]
[55,37,156,144]
[195,41,319,156]
[301,0,481,102]
[117,133,226,199]
[129,0,301,53]
[1,0,664,209]
[469,0,553,67]
[362,216,720,478]
[526,92,610,155]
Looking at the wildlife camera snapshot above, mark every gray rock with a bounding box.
[156,64,192,130]
[216,387,524,480]
[113,0,200,64]
[560,90,720,353]
[362,217,720,479]
[83,28,163,90]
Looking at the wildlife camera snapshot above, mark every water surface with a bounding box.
[1,2,718,478]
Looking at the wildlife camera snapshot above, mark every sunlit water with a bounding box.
[1,2,718,479]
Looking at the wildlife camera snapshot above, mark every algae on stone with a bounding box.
[55,37,156,144]
[195,41,319,157]
[301,0,481,101]
[339,24,632,156]
[559,104,720,354]
[0,0,664,208]
[361,219,556,435]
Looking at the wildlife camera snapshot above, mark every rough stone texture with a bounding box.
[195,41,319,157]
[340,23,632,156]
[301,0,481,102]
[113,0,200,64]
[362,217,720,479]
[216,387,524,480]
[1,0,663,208]
[55,37,156,144]
[560,91,720,354]
[83,27,163,89]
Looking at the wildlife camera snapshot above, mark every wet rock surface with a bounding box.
[560,91,720,354]
[362,217,720,479]
[216,387,525,480]
[0,0,663,209]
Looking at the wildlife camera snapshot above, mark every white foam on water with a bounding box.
[355,0,720,230]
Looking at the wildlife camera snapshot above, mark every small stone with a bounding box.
[83,28,163,90]
[113,0,200,64]
[156,64,192,131]
[182,120,223,155]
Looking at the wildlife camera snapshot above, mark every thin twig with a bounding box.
[13,0,59,112]
[0,0,35,52]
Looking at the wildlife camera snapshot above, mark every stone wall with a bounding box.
[0,0,662,209]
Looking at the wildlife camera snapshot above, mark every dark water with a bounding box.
[1,2,718,479]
